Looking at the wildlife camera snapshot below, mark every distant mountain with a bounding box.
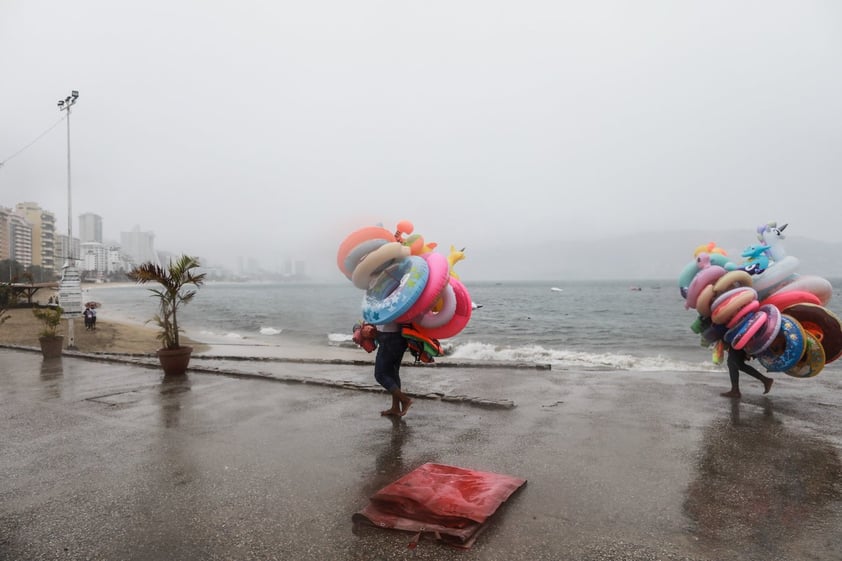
[459,230,842,282]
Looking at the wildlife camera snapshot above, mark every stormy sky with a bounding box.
[1,1,840,280]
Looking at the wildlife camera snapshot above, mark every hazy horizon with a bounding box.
[2,1,840,282]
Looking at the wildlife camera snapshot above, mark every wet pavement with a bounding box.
[1,347,841,561]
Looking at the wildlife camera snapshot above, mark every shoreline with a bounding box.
[0,308,210,355]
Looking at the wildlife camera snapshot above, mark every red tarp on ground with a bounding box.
[352,462,527,549]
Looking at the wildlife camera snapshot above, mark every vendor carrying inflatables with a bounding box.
[338,220,472,417]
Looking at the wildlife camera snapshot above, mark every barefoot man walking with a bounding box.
[374,322,412,417]
[721,344,774,399]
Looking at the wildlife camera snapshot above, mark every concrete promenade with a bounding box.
[1,347,841,561]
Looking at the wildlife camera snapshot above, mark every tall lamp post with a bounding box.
[57,90,81,350]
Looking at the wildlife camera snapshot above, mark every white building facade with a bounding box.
[120,226,159,268]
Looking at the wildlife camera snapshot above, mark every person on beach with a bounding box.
[374,322,412,417]
[721,344,773,398]
[83,305,93,330]
[90,307,97,330]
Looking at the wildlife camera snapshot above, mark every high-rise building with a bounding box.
[79,212,103,244]
[55,233,81,268]
[81,242,107,273]
[120,225,159,267]
[1,206,34,267]
[106,247,131,274]
[0,206,13,261]
[15,202,56,274]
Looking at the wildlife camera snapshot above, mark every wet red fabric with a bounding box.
[352,463,526,549]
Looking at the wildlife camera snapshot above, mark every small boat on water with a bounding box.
[629,286,642,291]
[550,287,563,292]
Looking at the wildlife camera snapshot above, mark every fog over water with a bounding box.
[1,1,840,281]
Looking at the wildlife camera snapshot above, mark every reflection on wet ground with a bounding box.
[5,348,842,560]
[361,415,412,499]
[684,398,842,559]
[39,357,63,399]
[159,374,192,429]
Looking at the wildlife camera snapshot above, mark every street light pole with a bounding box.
[58,91,78,265]
[57,91,80,349]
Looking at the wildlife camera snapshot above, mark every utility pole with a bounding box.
[57,91,81,350]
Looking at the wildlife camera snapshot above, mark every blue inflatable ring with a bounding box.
[758,315,806,372]
[362,255,429,324]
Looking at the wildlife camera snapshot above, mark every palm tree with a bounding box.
[128,255,206,350]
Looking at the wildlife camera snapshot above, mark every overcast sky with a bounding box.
[1,1,840,280]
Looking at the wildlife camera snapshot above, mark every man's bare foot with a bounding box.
[720,390,741,398]
[763,378,773,395]
[381,408,401,417]
[399,398,413,417]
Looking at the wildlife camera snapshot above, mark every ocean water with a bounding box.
[87,279,842,375]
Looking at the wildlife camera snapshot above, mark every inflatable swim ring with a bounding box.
[759,290,821,311]
[785,303,842,364]
[678,253,737,295]
[418,277,473,340]
[727,310,768,351]
[758,315,806,372]
[351,242,411,290]
[712,270,753,296]
[396,252,450,323]
[337,226,394,278]
[401,325,444,359]
[362,255,429,324]
[752,255,800,298]
[416,282,457,329]
[695,284,717,318]
[711,287,757,325]
[785,331,825,378]
[725,299,760,329]
[685,264,727,310]
[342,238,389,279]
[772,275,833,306]
[743,304,782,356]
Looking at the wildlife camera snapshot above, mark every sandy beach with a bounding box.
[0,308,209,354]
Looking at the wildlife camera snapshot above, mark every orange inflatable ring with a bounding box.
[337,226,394,278]
[725,299,760,329]
[711,287,758,325]
[351,242,410,290]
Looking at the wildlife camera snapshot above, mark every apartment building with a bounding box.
[15,202,56,274]
[0,206,33,267]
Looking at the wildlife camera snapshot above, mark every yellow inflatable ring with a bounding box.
[712,270,753,296]
[351,242,410,290]
[695,284,716,318]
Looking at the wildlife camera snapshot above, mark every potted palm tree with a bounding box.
[128,255,206,376]
[33,305,64,358]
